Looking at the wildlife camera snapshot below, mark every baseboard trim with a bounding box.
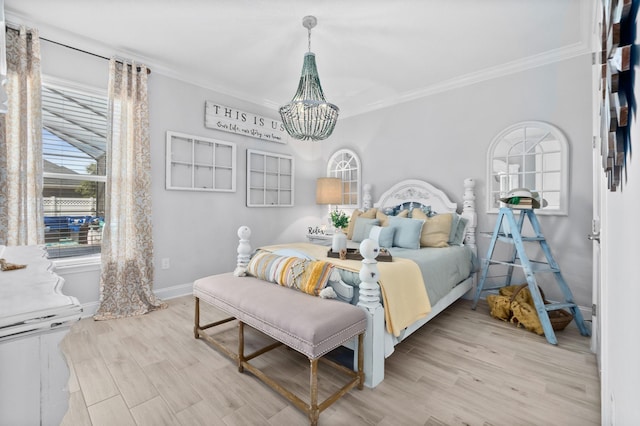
[80,301,99,318]
[154,282,193,301]
[79,282,193,319]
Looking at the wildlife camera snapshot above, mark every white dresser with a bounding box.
[0,245,82,426]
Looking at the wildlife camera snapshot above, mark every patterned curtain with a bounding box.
[0,27,43,246]
[94,59,165,320]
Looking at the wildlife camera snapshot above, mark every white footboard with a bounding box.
[352,177,478,388]
[354,239,386,388]
[233,226,386,388]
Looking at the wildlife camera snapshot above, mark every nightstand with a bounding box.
[306,233,333,246]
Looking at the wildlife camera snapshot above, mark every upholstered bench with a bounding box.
[193,272,367,426]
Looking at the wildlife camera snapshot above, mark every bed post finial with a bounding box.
[362,183,373,210]
[234,226,252,277]
[357,239,381,310]
[462,178,477,254]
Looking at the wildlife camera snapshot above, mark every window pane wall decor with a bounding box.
[487,121,569,215]
[326,149,361,208]
[246,149,294,207]
[166,131,236,192]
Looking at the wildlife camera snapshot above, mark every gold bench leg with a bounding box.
[194,297,200,339]
[309,358,319,426]
[357,333,364,390]
[238,321,245,373]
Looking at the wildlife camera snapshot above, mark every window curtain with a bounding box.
[94,59,165,320]
[0,26,43,246]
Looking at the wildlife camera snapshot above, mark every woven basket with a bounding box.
[547,308,573,331]
[511,284,573,332]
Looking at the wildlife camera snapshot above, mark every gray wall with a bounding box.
[327,54,594,309]
[147,73,324,288]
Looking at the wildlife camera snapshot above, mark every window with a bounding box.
[326,149,361,208]
[487,121,569,215]
[42,82,108,259]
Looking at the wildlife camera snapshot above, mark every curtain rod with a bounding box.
[6,24,151,74]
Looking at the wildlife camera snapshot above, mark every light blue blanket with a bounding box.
[337,245,476,306]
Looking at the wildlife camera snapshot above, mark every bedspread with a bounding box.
[259,243,431,337]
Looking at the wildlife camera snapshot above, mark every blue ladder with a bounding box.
[471,207,590,344]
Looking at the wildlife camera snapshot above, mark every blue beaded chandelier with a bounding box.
[279,16,339,141]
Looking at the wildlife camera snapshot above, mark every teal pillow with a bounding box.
[369,225,395,248]
[352,218,380,242]
[389,216,424,249]
[448,215,469,246]
[448,213,460,244]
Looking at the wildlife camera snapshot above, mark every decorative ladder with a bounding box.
[471,207,590,344]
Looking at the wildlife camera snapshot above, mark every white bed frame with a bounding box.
[235,178,477,388]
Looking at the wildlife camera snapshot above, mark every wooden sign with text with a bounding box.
[205,101,288,144]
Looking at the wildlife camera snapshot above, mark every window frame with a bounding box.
[326,149,362,209]
[486,121,569,215]
[42,76,109,262]
[165,131,237,192]
[246,149,295,207]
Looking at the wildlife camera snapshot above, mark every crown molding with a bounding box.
[342,40,592,119]
[340,0,595,119]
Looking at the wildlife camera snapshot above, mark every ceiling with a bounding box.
[5,0,594,119]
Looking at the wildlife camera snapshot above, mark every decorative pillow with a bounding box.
[246,250,334,296]
[346,208,377,239]
[448,212,460,243]
[352,218,380,242]
[383,205,412,217]
[293,260,335,296]
[410,208,428,221]
[388,216,424,249]
[376,210,390,227]
[376,209,408,227]
[418,205,433,216]
[369,225,396,248]
[247,250,297,284]
[397,209,409,218]
[409,205,433,218]
[448,214,469,246]
[412,210,452,248]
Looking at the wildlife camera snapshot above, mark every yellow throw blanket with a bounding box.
[260,243,431,336]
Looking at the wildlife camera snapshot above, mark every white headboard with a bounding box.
[374,179,458,213]
[368,178,477,253]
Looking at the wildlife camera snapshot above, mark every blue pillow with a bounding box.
[448,214,469,246]
[369,225,395,248]
[352,218,380,242]
[388,216,424,249]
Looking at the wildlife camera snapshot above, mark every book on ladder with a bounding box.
[472,207,590,345]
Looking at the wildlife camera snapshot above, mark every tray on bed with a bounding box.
[327,248,393,262]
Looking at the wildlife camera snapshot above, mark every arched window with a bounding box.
[327,149,361,208]
[487,121,569,215]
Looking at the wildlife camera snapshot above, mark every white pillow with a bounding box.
[369,225,395,248]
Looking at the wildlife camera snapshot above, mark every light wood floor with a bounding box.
[60,296,600,425]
